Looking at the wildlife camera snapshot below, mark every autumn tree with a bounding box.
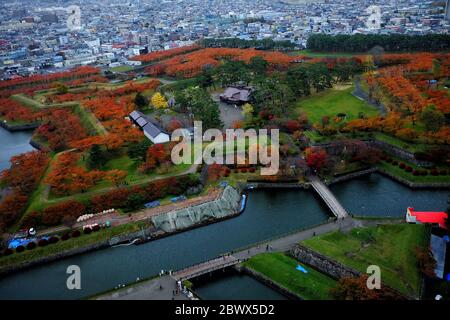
[331,276,384,300]
[151,92,168,109]
[106,169,127,187]
[305,147,328,172]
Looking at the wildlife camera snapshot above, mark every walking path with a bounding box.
[352,76,386,115]
[96,216,385,300]
[308,175,349,219]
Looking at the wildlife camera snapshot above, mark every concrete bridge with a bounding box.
[173,256,240,281]
[308,175,349,219]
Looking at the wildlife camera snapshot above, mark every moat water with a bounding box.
[0,174,447,299]
[0,128,448,299]
[0,126,35,171]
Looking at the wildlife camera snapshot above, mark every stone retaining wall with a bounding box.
[152,186,241,232]
[290,244,410,299]
[0,121,39,132]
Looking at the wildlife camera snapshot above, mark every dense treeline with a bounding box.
[199,38,296,50]
[307,34,450,53]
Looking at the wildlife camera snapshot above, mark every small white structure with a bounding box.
[129,111,170,144]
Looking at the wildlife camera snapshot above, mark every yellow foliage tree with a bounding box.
[151,92,168,109]
[241,103,254,119]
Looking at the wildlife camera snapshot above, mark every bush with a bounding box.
[92,225,100,232]
[61,233,70,241]
[386,158,392,163]
[3,248,13,256]
[83,227,92,234]
[240,168,248,173]
[249,167,256,173]
[26,242,36,250]
[392,160,398,166]
[399,163,406,169]
[38,239,48,247]
[405,166,413,172]
[413,170,420,176]
[15,245,25,253]
[431,169,439,176]
[48,236,59,244]
[420,170,428,176]
[439,170,447,176]
[71,230,81,238]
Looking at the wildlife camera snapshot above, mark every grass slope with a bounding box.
[301,224,428,297]
[243,252,337,300]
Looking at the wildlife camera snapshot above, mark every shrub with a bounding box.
[240,168,248,173]
[92,225,100,232]
[48,236,59,244]
[420,170,428,176]
[249,167,256,173]
[26,242,36,250]
[15,245,25,253]
[386,158,392,163]
[61,233,70,241]
[83,227,92,234]
[3,248,13,256]
[439,170,447,176]
[405,166,413,172]
[71,230,81,238]
[392,160,398,166]
[413,170,420,176]
[38,239,48,247]
[399,163,406,169]
[431,169,439,176]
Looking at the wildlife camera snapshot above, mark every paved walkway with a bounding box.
[353,76,386,115]
[308,175,349,219]
[97,275,189,300]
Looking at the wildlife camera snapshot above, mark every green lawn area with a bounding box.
[294,87,379,124]
[243,253,337,300]
[302,224,429,297]
[0,221,148,272]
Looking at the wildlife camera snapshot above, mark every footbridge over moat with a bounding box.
[308,175,349,219]
[172,256,240,282]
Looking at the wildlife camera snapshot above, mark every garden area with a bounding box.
[301,224,429,297]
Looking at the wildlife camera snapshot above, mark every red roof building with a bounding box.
[406,207,448,229]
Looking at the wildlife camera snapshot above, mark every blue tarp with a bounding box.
[8,236,49,249]
[219,181,228,188]
[144,200,160,209]
[296,265,308,274]
[171,195,187,203]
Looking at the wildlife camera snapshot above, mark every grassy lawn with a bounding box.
[0,221,148,272]
[295,87,379,124]
[302,224,429,297]
[243,253,337,300]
